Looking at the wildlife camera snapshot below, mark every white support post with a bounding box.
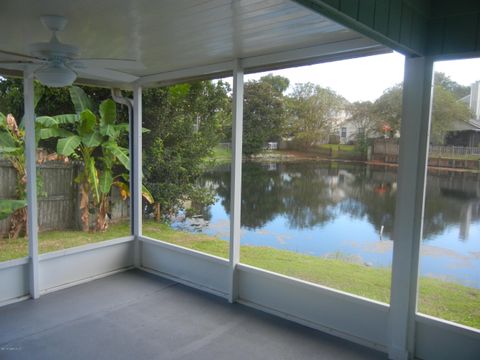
[388,56,434,360]
[228,59,244,303]
[132,86,143,267]
[24,69,39,299]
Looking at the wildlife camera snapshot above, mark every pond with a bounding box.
[173,160,480,288]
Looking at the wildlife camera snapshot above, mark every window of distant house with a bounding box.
[341,127,347,138]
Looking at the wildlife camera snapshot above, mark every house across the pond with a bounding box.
[445,81,480,147]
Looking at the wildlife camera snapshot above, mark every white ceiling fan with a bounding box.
[0,15,143,87]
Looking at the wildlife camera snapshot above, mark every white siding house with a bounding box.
[460,80,480,127]
[338,119,359,144]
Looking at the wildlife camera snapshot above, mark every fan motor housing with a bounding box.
[29,41,79,60]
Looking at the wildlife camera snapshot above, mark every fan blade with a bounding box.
[0,60,41,64]
[0,62,42,71]
[76,67,139,83]
[72,58,145,70]
[0,49,41,61]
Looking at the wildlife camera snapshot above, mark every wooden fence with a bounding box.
[0,160,129,236]
[372,140,400,156]
[374,140,480,157]
[372,140,480,170]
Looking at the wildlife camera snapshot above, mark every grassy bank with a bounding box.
[1,221,479,329]
[209,145,232,164]
[209,144,480,171]
[317,144,356,152]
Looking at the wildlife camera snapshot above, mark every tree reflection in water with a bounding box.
[197,161,480,242]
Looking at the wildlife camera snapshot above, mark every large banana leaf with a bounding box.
[141,185,155,204]
[35,116,58,127]
[0,131,16,148]
[37,128,74,140]
[112,180,155,204]
[33,82,43,110]
[100,124,119,139]
[104,142,130,170]
[116,123,129,132]
[69,86,93,114]
[99,99,116,126]
[36,114,79,127]
[82,132,103,148]
[0,146,20,154]
[57,135,82,156]
[0,199,27,220]
[0,116,22,154]
[86,157,100,203]
[115,173,154,204]
[78,110,97,136]
[112,181,129,200]
[99,169,113,195]
[53,114,80,125]
[0,112,6,127]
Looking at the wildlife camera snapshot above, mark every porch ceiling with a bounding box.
[0,0,388,88]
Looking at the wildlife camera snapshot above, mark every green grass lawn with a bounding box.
[208,143,480,163]
[208,145,232,163]
[206,144,365,163]
[307,144,363,160]
[317,144,357,152]
[0,222,131,262]
[1,220,479,329]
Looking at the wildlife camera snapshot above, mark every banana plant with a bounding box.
[53,86,152,231]
[0,112,26,234]
[0,110,71,238]
[113,173,154,204]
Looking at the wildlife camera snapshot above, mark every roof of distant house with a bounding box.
[449,119,480,132]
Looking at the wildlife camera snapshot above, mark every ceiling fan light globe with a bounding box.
[36,63,76,87]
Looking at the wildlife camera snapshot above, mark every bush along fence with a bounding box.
[0,159,129,237]
[372,139,480,170]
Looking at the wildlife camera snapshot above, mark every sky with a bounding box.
[229,52,480,103]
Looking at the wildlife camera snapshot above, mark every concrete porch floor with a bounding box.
[0,269,386,359]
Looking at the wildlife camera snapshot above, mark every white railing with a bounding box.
[429,145,480,156]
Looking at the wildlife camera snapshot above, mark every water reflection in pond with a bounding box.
[172,160,480,288]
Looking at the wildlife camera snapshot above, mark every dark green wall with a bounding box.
[295,0,429,56]
[427,1,480,58]
[296,0,480,59]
